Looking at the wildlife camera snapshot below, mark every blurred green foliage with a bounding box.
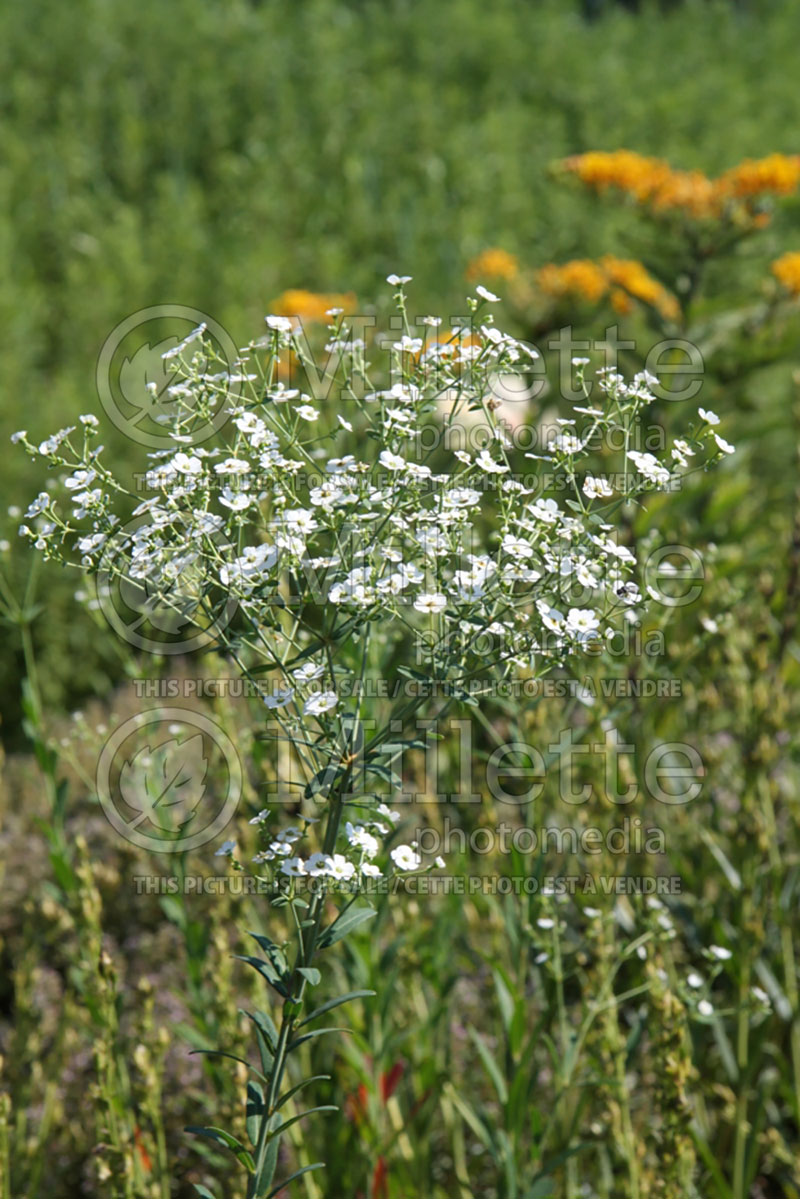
[2,0,800,732]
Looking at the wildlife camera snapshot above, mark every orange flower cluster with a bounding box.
[720,154,800,198]
[536,258,608,304]
[535,255,679,321]
[465,247,519,281]
[771,251,800,297]
[270,289,356,323]
[560,150,800,220]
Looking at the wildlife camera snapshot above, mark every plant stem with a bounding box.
[248,770,351,1198]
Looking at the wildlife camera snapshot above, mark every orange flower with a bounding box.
[718,154,800,199]
[270,289,357,323]
[535,259,607,305]
[602,256,681,321]
[771,251,800,297]
[559,149,800,222]
[466,247,519,281]
[561,150,673,203]
[535,255,679,320]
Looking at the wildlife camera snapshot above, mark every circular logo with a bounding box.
[95,511,240,655]
[96,304,240,448]
[96,707,242,852]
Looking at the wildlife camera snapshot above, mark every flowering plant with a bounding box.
[13,277,733,1196]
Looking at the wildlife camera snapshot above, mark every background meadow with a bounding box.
[2,1,800,1196]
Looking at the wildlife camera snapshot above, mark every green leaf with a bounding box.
[246,1081,265,1146]
[242,1009,278,1077]
[469,1027,508,1105]
[444,1083,494,1152]
[267,1106,338,1140]
[247,933,289,976]
[297,966,321,986]
[185,1126,255,1171]
[288,1026,350,1052]
[234,955,288,997]
[492,968,515,1038]
[276,1074,331,1110]
[251,1113,281,1195]
[265,1163,325,1198]
[193,1187,218,1199]
[317,905,376,948]
[299,989,376,1028]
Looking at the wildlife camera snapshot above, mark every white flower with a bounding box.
[219,487,252,511]
[65,468,97,490]
[263,687,294,710]
[476,449,509,474]
[346,822,380,859]
[327,853,356,880]
[361,862,383,879]
[391,844,422,871]
[414,593,447,614]
[283,508,317,534]
[306,852,334,877]
[215,840,236,858]
[698,407,720,425]
[172,452,203,474]
[25,493,51,517]
[379,449,406,471]
[215,457,251,475]
[687,972,703,989]
[304,690,338,716]
[713,433,735,454]
[434,856,446,869]
[266,315,293,333]
[697,999,714,1017]
[386,274,412,286]
[531,498,560,524]
[548,433,583,456]
[249,809,270,825]
[710,945,732,961]
[583,475,613,499]
[566,608,599,636]
[280,857,307,877]
[376,804,401,824]
[476,285,500,303]
[296,404,319,421]
[293,661,325,683]
[537,917,555,930]
[267,840,292,856]
[444,487,482,509]
[627,450,670,487]
[395,335,423,354]
[77,533,106,555]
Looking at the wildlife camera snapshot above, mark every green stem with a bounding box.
[248,771,351,1198]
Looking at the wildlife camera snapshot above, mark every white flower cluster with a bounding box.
[13,280,734,868]
[216,803,443,888]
